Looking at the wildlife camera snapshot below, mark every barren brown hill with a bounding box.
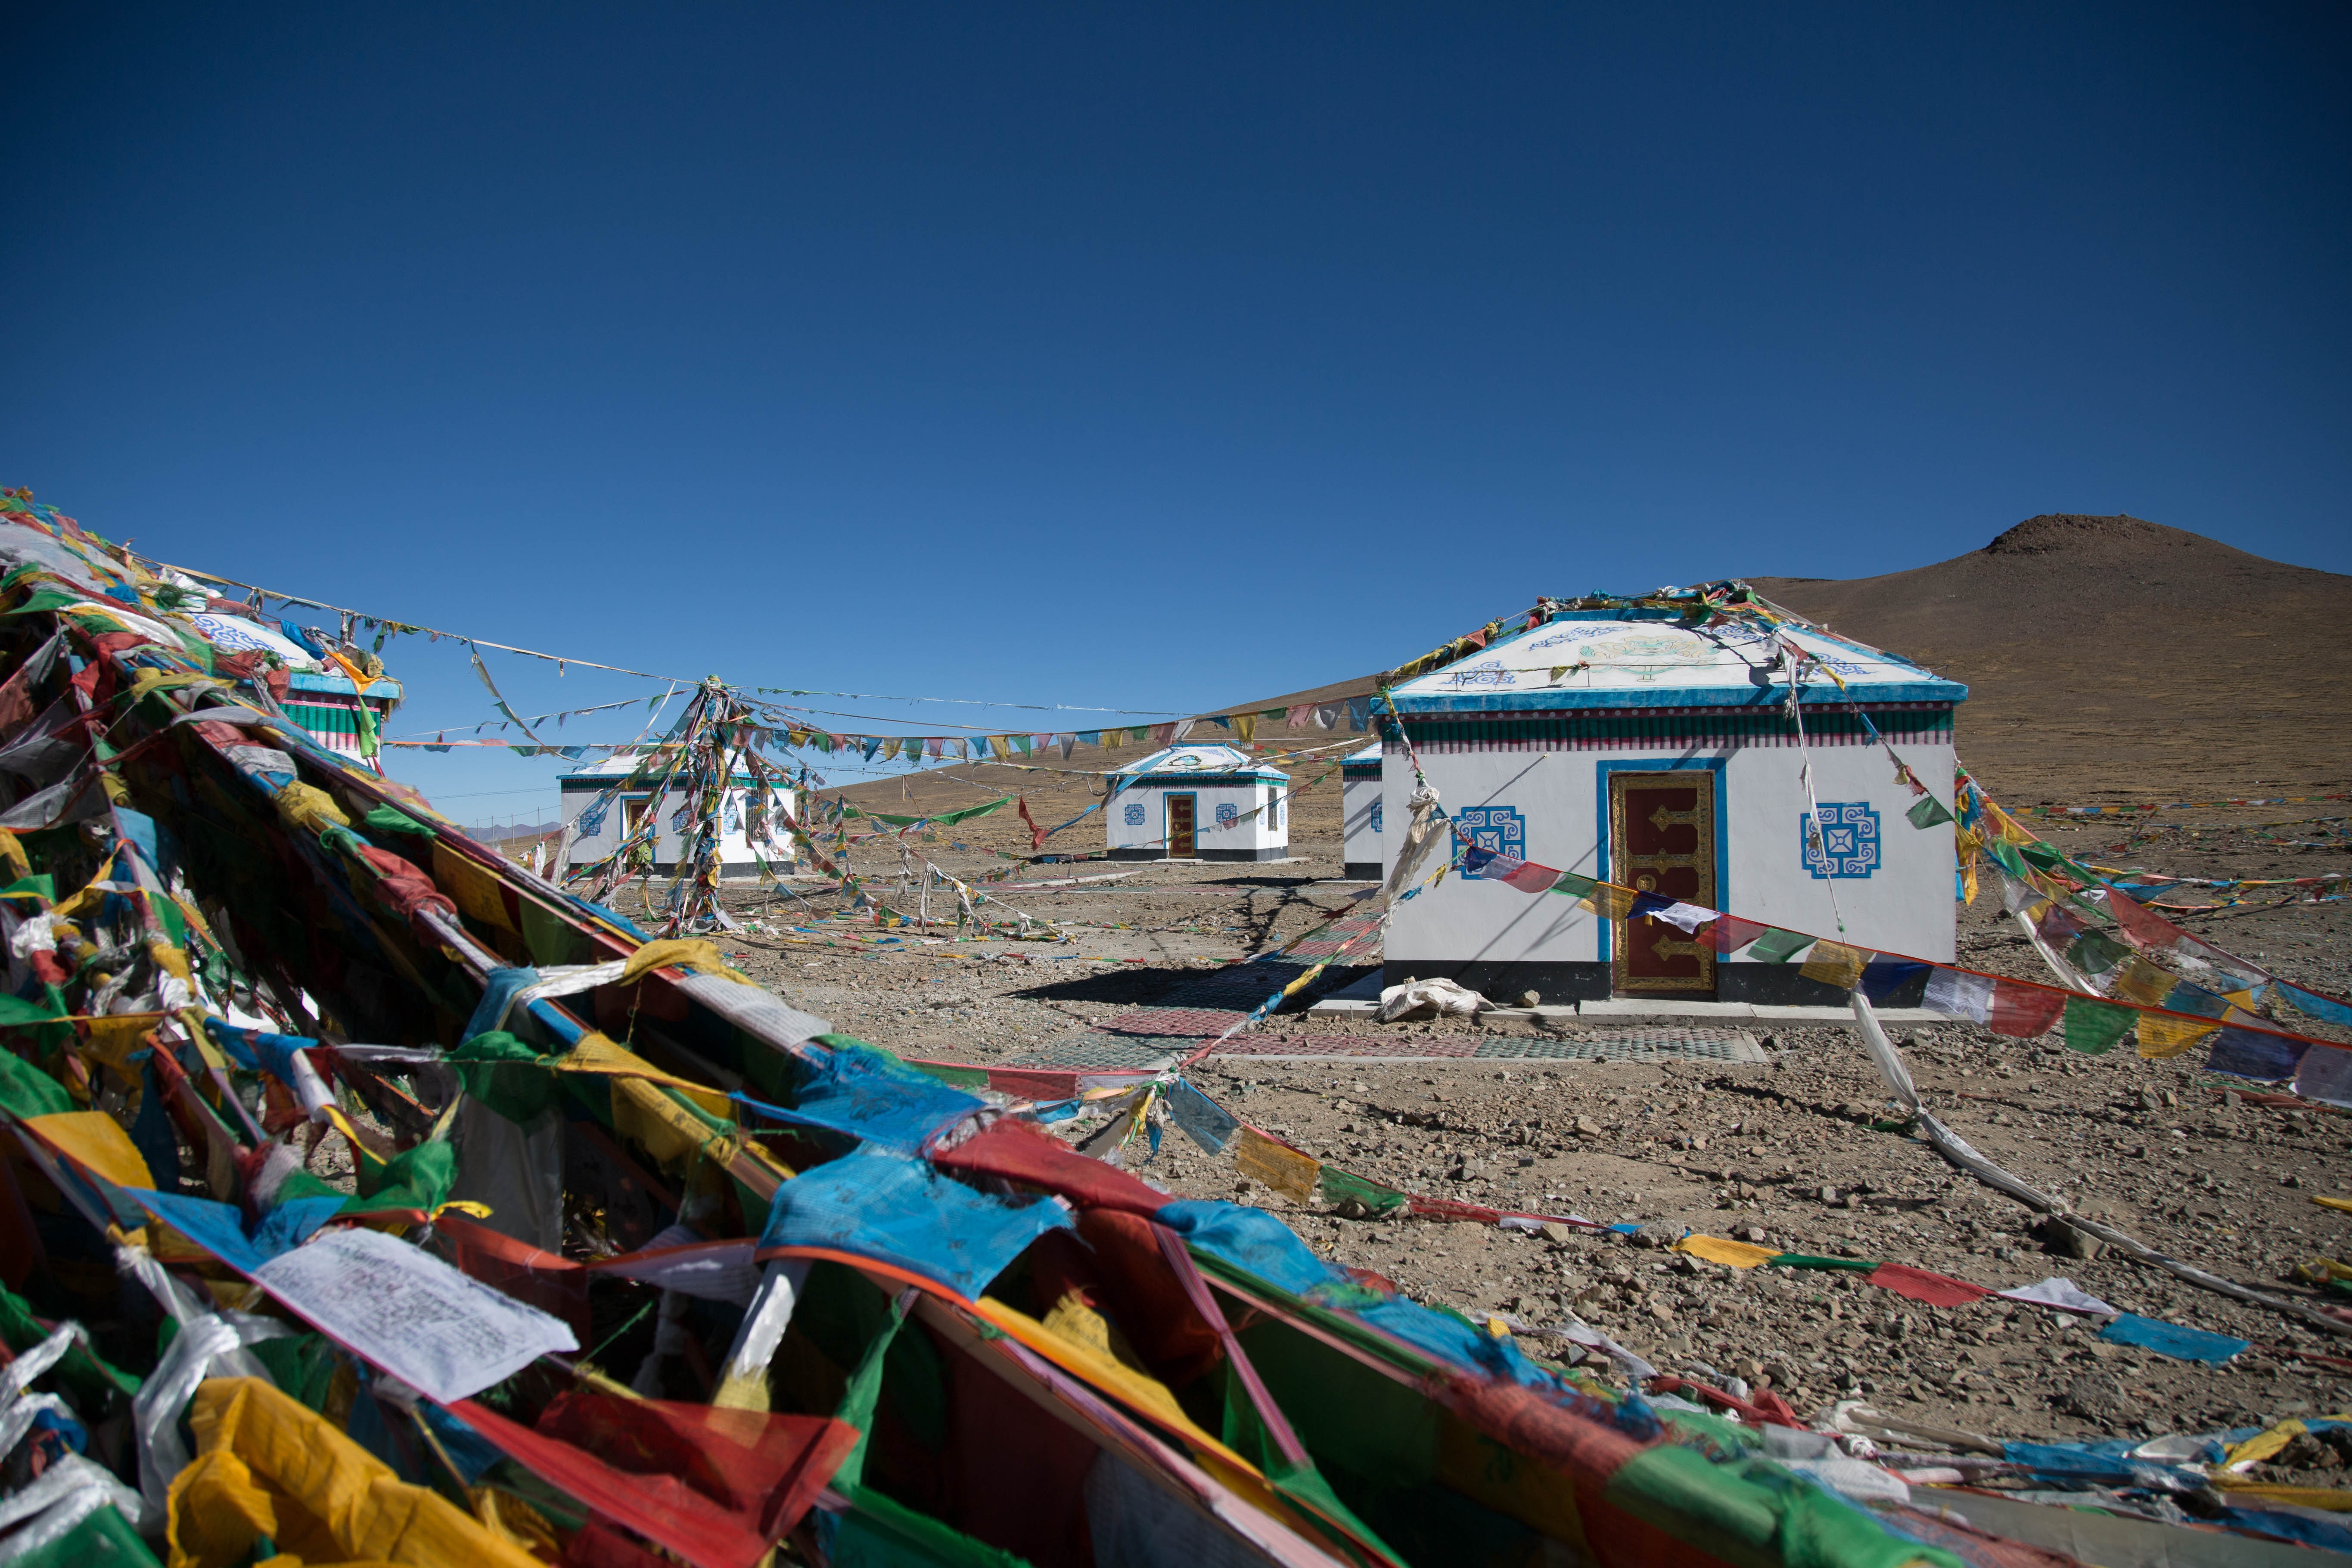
[1750,512,2352,804]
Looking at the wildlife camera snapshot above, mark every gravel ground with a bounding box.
[687,799,2352,1453]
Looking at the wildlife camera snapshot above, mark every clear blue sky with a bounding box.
[5,5,2347,823]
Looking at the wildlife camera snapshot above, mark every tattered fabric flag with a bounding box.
[1644,901,1717,933]
[1997,1276,2117,1316]
[1234,1128,1319,1204]
[1987,978,2066,1039]
[2280,982,2352,1028]
[1010,735,1033,757]
[2099,1312,2247,1363]
[1799,941,1869,992]
[2205,1025,2304,1083]
[1316,1166,1406,1217]
[1705,915,1771,954]
[1923,968,1993,1023]
[1016,796,1047,851]
[1746,927,1814,965]
[1346,696,1370,732]
[1285,705,1313,728]
[1460,846,1559,893]
[1548,870,1598,900]
[988,736,1012,761]
[1866,1264,1989,1307]
[1150,723,1176,745]
[1165,1077,1240,1155]
[1231,714,1257,743]
[1859,958,1929,1004]
[1099,729,1122,754]
[2060,996,2135,1056]
[1580,883,1637,920]
[1058,734,1076,760]
[1076,730,1101,749]
[2293,1045,2352,1108]
[925,736,944,759]
[2137,1008,2220,1059]
[2107,886,2195,953]
[2109,955,2176,1006]
[1907,795,1956,829]
[1673,1234,1778,1269]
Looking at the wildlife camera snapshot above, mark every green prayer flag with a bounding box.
[1907,795,1955,829]
[362,804,432,838]
[2061,995,2135,1056]
[1766,1254,1877,1272]
[1549,871,1598,899]
[1316,1166,1407,1217]
[2065,929,2130,976]
[1747,927,1813,964]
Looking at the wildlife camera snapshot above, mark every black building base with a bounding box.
[1106,846,1290,862]
[1342,861,1383,880]
[1379,959,1931,1008]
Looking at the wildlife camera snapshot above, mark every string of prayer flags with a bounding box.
[1864,1263,1990,1308]
[1461,846,1560,892]
[1907,795,1956,829]
[1316,1166,1407,1217]
[2137,1009,2221,1059]
[1165,1077,1240,1155]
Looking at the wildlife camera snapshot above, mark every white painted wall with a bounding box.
[561,782,797,870]
[1342,773,1387,874]
[1383,742,1955,972]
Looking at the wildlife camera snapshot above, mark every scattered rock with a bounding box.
[2063,1371,2133,1422]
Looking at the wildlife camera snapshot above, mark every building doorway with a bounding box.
[1608,771,1718,997]
[1165,793,1196,857]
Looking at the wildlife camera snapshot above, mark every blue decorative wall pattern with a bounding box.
[1123,803,1146,826]
[1454,805,1526,856]
[1801,802,1881,879]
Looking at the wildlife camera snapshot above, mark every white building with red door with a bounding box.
[1380,596,1967,1005]
[1104,745,1291,862]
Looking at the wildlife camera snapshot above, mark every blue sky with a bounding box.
[4,5,2346,824]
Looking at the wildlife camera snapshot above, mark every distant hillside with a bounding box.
[1750,513,2352,802]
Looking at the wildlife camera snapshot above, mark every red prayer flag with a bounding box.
[1017,795,1047,850]
[1705,916,1771,955]
[1986,979,2066,1039]
[2107,888,2192,953]
[454,1393,858,1568]
[1865,1263,1990,1308]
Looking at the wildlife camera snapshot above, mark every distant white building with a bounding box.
[1105,745,1291,862]
[1340,742,1384,880]
[1382,601,1967,1005]
[558,752,797,879]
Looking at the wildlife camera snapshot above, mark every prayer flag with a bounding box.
[1581,883,1636,920]
[989,736,1011,761]
[1235,1128,1319,1204]
[1923,968,1993,1023]
[1987,979,2065,1038]
[1705,915,1770,954]
[1746,927,1813,965]
[1906,795,1955,829]
[1461,846,1560,893]
[1799,941,1869,991]
[1866,1263,1989,1307]
[2205,1026,2304,1083]
[2060,996,2135,1056]
[1232,714,1256,743]
[2136,1009,2219,1059]
[1674,1234,1778,1269]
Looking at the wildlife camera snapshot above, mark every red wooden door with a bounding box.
[1167,795,1196,857]
[1609,773,1717,996]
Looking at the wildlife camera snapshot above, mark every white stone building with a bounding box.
[1104,745,1291,862]
[558,752,796,878]
[1340,742,1385,880]
[1382,602,1967,1004]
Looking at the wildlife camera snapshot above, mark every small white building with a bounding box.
[558,752,797,879]
[183,612,403,764]
[1106,745,1291,862]
[1340,742,1385,880]
[1382,599,1967,1005]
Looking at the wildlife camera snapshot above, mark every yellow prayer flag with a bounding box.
[28,1110,153,1192]
[1673,1234,1780,1269]
[1232,715,1256,743]
[1235,1128,1320,1204]
[172,1379,542,1568]
[81,1013,162,1077]
[1581,884,1636,920]
[432,842,518,933]
[2110,956,2175,1006]
[1799,941,1868,992]
[2136,1011,2219,1059]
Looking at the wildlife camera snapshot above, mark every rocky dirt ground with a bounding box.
[674,788,2352,1464]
